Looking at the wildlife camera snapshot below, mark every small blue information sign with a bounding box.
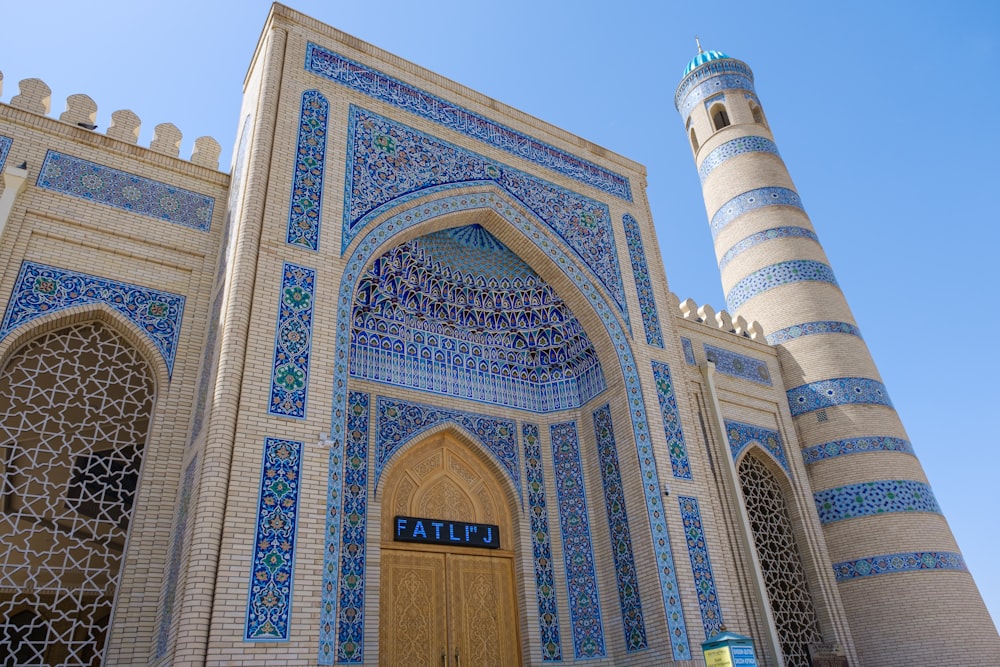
[394,515,500,549]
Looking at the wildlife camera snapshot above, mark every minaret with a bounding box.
[675,47,999,664]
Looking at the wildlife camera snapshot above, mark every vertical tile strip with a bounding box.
[286,90,328,250]
[550,421,606,659]
[651,361,693,479]
[622,214,663,347]
[677,496,724,638]
[593,405,647,652]
[245,438,304,640]
[523,423,563,661]
[268,263,316,418]
[336,392,369,662]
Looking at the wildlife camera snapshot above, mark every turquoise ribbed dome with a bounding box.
[683,49,730,76]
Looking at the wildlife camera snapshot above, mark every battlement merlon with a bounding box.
[0,71,222,170]
[675,294,766,341]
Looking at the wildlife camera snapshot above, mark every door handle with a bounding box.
[454,649,460,667]
[442,650,447,666]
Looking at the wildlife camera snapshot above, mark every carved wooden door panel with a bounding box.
[380,549,447,667]
[447,554,519,667]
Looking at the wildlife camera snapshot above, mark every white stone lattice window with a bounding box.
[738,452,823,667]
[0,322,154,666]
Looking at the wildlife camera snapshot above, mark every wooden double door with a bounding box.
[378,432,521,667]
[380,548,519,667]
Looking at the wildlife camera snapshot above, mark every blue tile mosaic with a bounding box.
[343,107,627,317]
[622,214,663,347]
[0,135,11,172]
[802,436,913,465]
[704,344,771,386]
[0,261,185,374]
[37,151,214,230]
[677,496,724,639]
[375,396,520,496]
[832,551,966,582]
[719,226,817,269]
[550,421,606,659]
[814,480,940,525]
[698,137,779,183]
[306,43,631,202]
[787,377,893,417]
[350,224,606,413]
[726,259,838,312]
[286,90,328,250]
[319,190,687,662]
[336,392,369,663]
[651,361,693,480]
[681,337,696,365]
[523,423,563,661]
[766,320,862,345]
[245,438,304,641]
[675,58,754,112]
[709,188,803,241]
[268,263,316,418]
[724,420,789,473]
[593,405,648,652]
[155,455,198,659]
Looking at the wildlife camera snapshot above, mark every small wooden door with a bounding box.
[379,432,521,667]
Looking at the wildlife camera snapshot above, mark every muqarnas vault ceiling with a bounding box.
[350,224,606,412]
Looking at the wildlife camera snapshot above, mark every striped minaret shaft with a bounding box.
[675,50,998,664]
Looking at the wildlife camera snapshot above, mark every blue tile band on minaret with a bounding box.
[719,226,817,269]
[522,423,564,661]
[698,136,778,182]
[725,259,838,312]
[710,187,803,240]
[832,552,966,581]
[801,436,913,464]
[765,320,862,345]
[814,480,940,524]
[786,377,892,416]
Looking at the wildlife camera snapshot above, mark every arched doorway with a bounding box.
[378,431,520,667]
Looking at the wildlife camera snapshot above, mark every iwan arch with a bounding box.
[0,3,997,666]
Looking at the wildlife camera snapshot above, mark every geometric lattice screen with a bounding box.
[0,322,154,666]
[738,453,822,667]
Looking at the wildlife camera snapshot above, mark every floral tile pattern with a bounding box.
[704,344,771,386]
[726,259,838,312]
[551,421,606,659]
[245,438,304,640]
[709,187,803,241]
[0,261,185,374]
[523,423,563,661]
[651,361,693,479]
[593,405,647,652]
[336,392,369,662]
[268,263,316,418]
[37,151,214,230]
[681,338,696,365]
[343,107,626,316]
[155,455,199,659]
[622,214,663,347]
[801,436,913,464]
[766,320,862,345]
[725,420,789,473]
[286,90,328,250]
[374,396,519,495]
[306,43,632,202]
[719,225,817,269]
[678,496,724,638]
[698,136,778,183]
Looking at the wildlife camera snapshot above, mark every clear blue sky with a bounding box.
[3,0,998,631]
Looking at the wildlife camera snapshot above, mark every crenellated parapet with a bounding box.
[673,293,766,341]
[0,71,221,169]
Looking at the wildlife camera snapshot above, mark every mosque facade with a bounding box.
[0,4,996,666]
